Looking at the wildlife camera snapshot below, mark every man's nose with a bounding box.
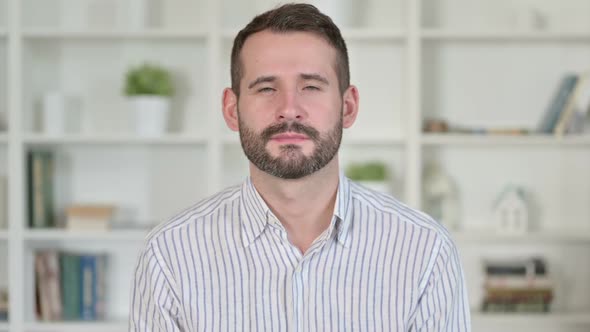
[275,91,306,122]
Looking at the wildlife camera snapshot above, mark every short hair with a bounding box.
[230,3,350,96]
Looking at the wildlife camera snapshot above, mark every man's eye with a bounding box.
[258,87,275,93]
[304,86,320,91]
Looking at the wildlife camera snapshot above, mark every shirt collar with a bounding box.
[239,172,354,248]
[239,177,270,247]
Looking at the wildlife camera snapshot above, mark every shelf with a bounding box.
[23,229,149,242]
[23,29,207,40]
[24,134,208,146]
[472,312,590,325]
[422,133,590,147]
[24,321,127,332]
[451,230,590,244]
[421,29,590,42]
[221,28,406,41]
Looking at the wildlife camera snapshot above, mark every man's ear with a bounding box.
[342,85,359,129]
[222,88,239,131]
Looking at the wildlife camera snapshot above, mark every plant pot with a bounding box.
[41,92,82,134]
[130,96,170,136]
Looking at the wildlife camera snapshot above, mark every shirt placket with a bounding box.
[269,214,335,332]
[292,260,304,332]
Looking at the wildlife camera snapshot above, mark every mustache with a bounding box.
[261,122,320,142]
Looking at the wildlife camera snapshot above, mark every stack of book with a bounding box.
[65,204,115,231]
[482,257,553,313]
[35,250,107,321]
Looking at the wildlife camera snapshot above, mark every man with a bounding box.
[130,3,471,331]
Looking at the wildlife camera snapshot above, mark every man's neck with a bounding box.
[249,159,340,254]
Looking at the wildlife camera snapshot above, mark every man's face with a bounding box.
[235,31,346,179]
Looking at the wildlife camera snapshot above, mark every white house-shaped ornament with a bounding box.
[492,186,529,235]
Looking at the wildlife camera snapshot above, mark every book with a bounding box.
[484,275,553,289]
[80,254,107,321]
[80,254,97,321]
[485,287,553,299]
[95,254,107,320]
[27,151,55,228]
[483,300,550,313]
[0,176,6,229]
[35,251,62,321]
[484,257,547,277]
[0,288,7,321]
[537,74,578,134]
[482,286,553,313]
[554,72,590,136]
[59,253,81,320]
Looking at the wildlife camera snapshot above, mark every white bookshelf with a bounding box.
[2,0,590,331]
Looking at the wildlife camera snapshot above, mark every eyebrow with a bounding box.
[300,73,329,85]
[248,76,276,89]
[247,73,330,89]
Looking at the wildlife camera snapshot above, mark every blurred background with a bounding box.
[1,0,590,331]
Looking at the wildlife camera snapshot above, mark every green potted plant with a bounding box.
[345,161,391,193]
[124,63,175,136]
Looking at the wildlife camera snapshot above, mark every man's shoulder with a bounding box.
[145,184,242,243]
[349,180,454,246]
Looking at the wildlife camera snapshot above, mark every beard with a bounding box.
[238,112,343,180]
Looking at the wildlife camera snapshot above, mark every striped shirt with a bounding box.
[130,174,471,331]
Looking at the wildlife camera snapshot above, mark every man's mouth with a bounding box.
[270,132,309,143]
